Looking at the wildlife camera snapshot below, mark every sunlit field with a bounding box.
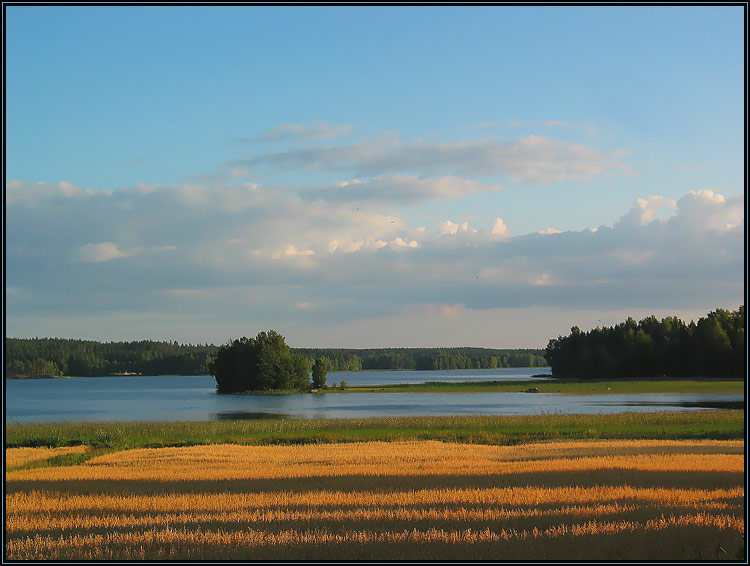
[4,445,88,470]
[5,439,744,560]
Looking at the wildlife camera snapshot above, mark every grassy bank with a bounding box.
[331,378,745,395]
[5,411,744,451]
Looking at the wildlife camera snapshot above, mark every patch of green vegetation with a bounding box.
[5,411,744,451]
[6,449,103,473]
[334,378,745,395]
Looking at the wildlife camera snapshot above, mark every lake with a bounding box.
[5,368,743,423]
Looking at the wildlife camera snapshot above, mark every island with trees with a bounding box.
[209,331,311,394]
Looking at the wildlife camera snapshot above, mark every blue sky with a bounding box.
[5,6,745,347]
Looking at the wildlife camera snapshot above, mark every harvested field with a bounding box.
[5,439,744,560]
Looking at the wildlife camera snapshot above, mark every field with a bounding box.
[4,445,88,469]
[4,418,745,560]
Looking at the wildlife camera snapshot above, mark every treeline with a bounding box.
[545,307,745,379]
[4,338,217,377]
[292,348,548,372]
[5,338,547,378]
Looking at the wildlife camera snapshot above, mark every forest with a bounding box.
[544,306,745,379]
[4,338,547,378]
[292,347,547,372]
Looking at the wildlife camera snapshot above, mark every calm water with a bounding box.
[4,369,743,424]
[324,367,552,386]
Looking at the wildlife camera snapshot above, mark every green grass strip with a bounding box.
[5,411,744,450]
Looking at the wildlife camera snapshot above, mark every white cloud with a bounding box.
[390,237,419,249]
[617,195,677,226]
[538,227,562,235]
[328,239,364,254]
[6,180,92,205]
[439,220,462,235]
[678,189,743,231]
[76,242,132,263]
[491,218,509,236]
[437,220,480,237]
[5,181,744,342]
[690,189,725,204]
[273,245,316,260]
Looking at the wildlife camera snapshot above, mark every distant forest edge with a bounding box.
[4,339,547,378]
[546,306,745,379]
[8,306,743,380]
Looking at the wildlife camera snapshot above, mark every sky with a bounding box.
[4,6,746,348]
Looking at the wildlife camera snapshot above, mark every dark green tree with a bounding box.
[545,306,745,379]
[209,330,310,393]
[311,357,328,389]
[291,355,311,390]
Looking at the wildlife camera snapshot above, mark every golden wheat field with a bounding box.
[5,439,745,560]
[4,445,88,470]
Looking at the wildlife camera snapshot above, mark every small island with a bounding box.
[210,330,326,394]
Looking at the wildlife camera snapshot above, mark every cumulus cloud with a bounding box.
[5,180,744,340]
[439,220,465,235]
[616,195,677,227]
[226,135,631,184]
[538,227,562,235]
[491,218,509,236]
[328,239,364,254]
[390,237,419,249]
[675,189,744,231]
[238,122,355,144]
